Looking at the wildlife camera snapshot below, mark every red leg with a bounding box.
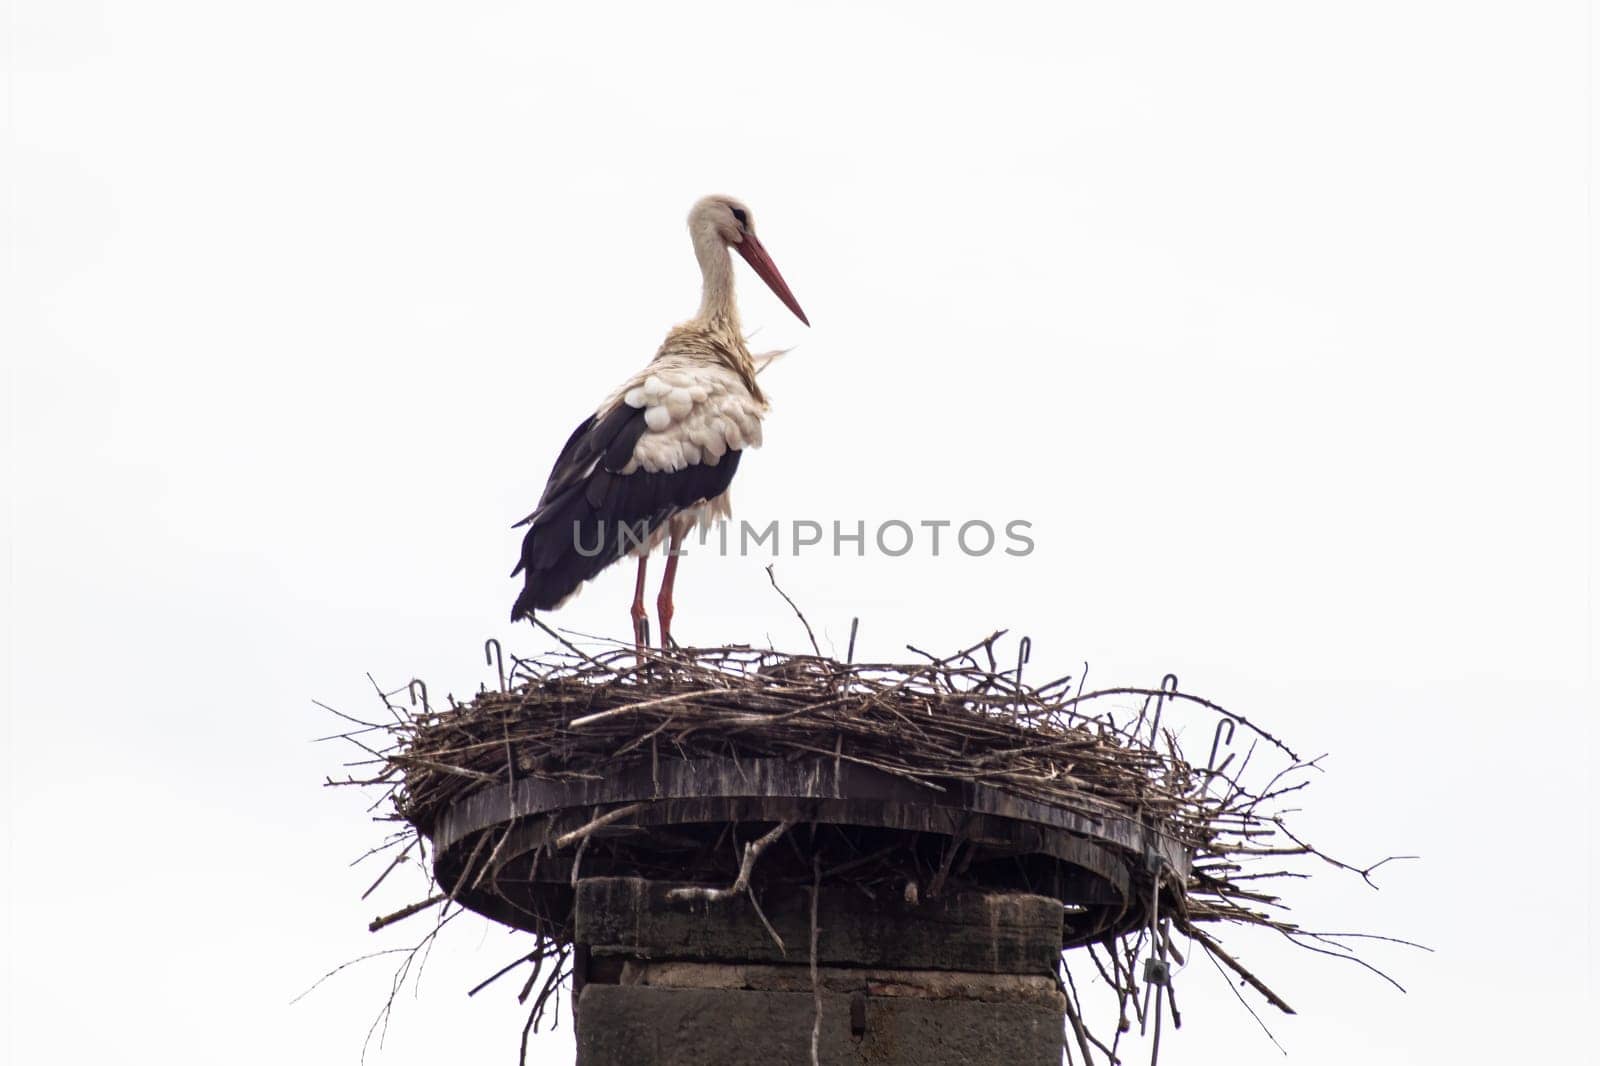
[630,555,650,650]
[656,528,685,648]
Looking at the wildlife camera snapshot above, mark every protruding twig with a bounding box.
[765,565,820,656]
[368,893,445,934]
[667,820,795,904]
[809,850,823,1066]
[554,803,645,849]
[360,836,418,900]
[1180,921,1296,1015]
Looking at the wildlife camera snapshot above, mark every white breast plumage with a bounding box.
[608,357,766,475]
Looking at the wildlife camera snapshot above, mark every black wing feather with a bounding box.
[509,404,742,621]
[514,402,650,530]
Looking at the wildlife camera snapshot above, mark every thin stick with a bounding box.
[569,835,590,888]
[289,948,416,1005]
[809,851,823,1066]
[554,803,645,848]
[1180,922,1296,1015]
[360,836,418,900]
[1197,931,1287,1055]
[368,893,445,933]
[765,565,820,656]
[667,820,795,903]
[533,617,610,672]
[468,948,543,998]
[1059,686,1300,760]
[748,887,786,955]
[1061,962,1098,1066]
[568,691,721,729]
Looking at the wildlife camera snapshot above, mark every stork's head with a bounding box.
[689,194,809,326]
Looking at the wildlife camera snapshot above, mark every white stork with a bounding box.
[510,195,808,647]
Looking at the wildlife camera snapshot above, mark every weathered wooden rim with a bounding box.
[434,756,1189,871]
[428,755,1191,941]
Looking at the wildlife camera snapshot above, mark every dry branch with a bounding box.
[552,803,646,849]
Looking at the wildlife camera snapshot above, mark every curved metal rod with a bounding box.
[408,678,429,713]
[1016,636,1032,690]
[484,638,506,692]
[1149,672,1178,746]
[1207,718,1236,775]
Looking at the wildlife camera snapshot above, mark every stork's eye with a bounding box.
[730,207,749,228]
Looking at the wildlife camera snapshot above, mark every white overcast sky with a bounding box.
[4,2,1594,1064]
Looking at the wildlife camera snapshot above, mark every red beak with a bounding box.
[733,232,810,326]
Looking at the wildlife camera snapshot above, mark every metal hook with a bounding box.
[1207,718,1236,775]
[1149,672,1178,747]
[484,638,506,692]
[408,678,429,713]
[1016,636,1032,690]
[846,617,860,664]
